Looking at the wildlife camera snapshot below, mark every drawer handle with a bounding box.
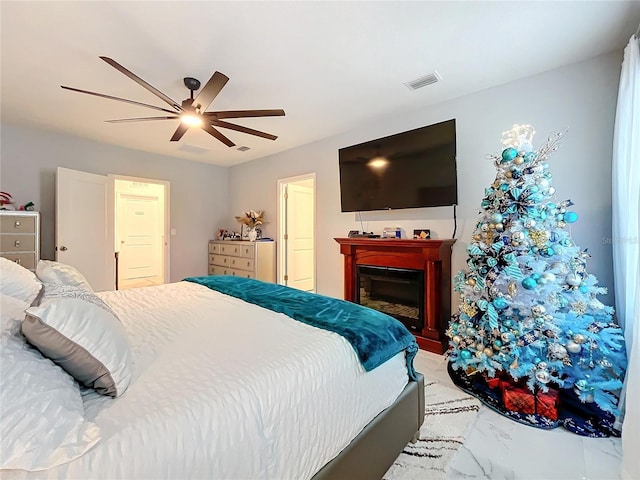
[247,261,251,267]
[14,221,20,228]
[14,240,20,247]
[224,258,227,263]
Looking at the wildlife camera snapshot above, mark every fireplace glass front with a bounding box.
[356,265,424,332]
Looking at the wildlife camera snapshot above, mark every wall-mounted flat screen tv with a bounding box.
[338,119,457,212]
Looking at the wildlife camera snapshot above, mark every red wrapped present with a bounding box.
[486,376,501,389]
[535,389,560,421]
[502,385,536,414]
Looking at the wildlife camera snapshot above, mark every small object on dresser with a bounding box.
[413,229,431,239]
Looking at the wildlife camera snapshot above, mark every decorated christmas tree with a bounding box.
[447,125,627,437]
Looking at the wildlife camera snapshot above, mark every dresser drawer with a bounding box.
[209,254,229,267]
[229,256,254,272]
[0,215,36,234]
[210,265,230,276]
[219,243,242,256]
[1,235,36,252]
[0,253,36,270]
[208,243,220,254]
[229,268,254,279]
[240,244,255,258]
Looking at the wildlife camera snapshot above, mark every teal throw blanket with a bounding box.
[184,276,418,380]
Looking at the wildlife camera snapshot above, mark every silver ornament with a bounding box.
[535,369,551,384]
[548,343,568,359]
[452,335,462,344]
[532,305,546,317]
[566,340,581,353]
[565,274,581,286]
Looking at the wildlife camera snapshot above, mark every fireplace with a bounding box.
[357,265,424,332]
[335,237,455,353]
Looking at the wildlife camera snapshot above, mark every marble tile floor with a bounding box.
[413,350,623,480]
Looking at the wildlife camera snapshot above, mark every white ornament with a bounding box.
[566,340,582,353]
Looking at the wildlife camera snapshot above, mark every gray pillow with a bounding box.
[22,283,132,397]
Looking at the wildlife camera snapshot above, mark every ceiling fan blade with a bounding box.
[61,86,178,114]
[205,109,285,119]
[170,123,189,142]
[211,120,277,141]
[106,116,179,123]
[201,124,235,147]
[100,56,182,111]
[191,71,229,112]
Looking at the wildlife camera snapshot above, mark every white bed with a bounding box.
[3,280,411,479]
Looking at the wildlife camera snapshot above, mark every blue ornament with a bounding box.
[491,213,503,223]
[522,277,537,290]
[500,183,509,191]
[460,350,472,360]
[550,232,559,242]
[493,297,508,310]
[564,211,578,223]
[579,285,588,294]
[503,319,513,328]
[501,147,518,163]
[531,273,541,280]
[561,238,572,247]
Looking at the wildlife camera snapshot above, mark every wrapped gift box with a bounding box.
[501,384,560,420]
[535,389,560,421]
[503,385,536,414]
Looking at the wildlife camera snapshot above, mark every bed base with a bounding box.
[311,373,425,480]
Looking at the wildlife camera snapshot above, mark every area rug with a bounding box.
[383,380,481,480]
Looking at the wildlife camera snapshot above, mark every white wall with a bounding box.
[229,51,622,306]
[0,125,229,282]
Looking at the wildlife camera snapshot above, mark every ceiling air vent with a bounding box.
[178,144,209,154]
[237,146,251,152]
[404,71,441,91]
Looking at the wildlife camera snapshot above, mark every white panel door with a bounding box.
[117,193,164,289]
[286,183,314,292]
[56,167,114,291]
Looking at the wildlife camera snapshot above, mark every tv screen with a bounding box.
[338,119,457,212]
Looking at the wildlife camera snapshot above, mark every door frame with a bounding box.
[109,174,171,285]
[277,173,316,290]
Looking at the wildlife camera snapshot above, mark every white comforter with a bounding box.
[7,281,408,479]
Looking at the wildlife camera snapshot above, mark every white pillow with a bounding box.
[1,318,101,470]
[0,257,42,304]
[36,260,93,292]
[1,293,29,336]
[23,283,132,397]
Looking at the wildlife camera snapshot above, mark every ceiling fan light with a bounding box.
[181,114,203,127]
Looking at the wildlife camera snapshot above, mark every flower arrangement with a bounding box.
[235,210,265,230]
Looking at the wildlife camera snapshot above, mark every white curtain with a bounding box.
[612,31,640,480]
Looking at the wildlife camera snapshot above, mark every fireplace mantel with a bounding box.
[334,237,455,353]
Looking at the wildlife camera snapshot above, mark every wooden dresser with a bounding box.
[0,211,40,271]
[208,240,276,283]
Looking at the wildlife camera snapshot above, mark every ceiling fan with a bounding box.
[60,56,285,147]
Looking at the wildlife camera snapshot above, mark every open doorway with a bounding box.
[277,173,315,292]
[112,176,170,290]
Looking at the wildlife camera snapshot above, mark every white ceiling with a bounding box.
[2,1,639,167]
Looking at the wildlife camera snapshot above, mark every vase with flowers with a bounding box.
[235,210,265,241]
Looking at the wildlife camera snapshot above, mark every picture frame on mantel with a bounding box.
[413,229,431,239]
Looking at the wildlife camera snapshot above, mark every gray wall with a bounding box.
[229,51,622,306]
[0,125,229,282]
